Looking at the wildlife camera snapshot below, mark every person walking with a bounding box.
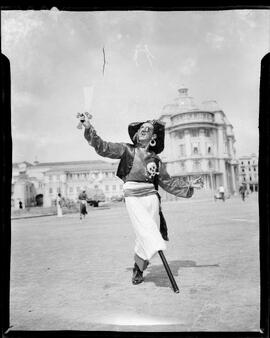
[56,193,63,217]
[239,183,247,201]
[78,189,88,220]
[79,114,203,285]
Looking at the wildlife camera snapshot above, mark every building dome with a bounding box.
[173,87,199,113]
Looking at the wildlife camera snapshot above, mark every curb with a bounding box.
[11,206,111,220]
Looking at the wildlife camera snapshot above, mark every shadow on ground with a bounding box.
[127,260,219,288]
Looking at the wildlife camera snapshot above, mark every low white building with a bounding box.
[12,160,123,208]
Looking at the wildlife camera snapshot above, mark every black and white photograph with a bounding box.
[2,8,269,333]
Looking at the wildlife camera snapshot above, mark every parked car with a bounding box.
[86,188,105,207]
[214,191,230,201]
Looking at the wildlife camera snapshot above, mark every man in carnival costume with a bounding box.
[79,115,203,285]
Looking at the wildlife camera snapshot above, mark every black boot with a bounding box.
[132,263,144,285]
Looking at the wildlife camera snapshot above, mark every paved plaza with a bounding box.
[9,194,260,332]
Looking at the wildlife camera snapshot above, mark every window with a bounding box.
[248,161,250,165]
[112,185,116,191]
[105,185,109,191]
[208,160,214,170]
[56,175,60,180]
[190,129,199,137]
[241,161,244,165]
[205,129,210,137]
[180,161,185,171]
[193,160,201,171]
[177,131,184,139]
[69,187,73,193]
[49,188,53,194]
[249,168,251,171]
[250,176,252,181]
[242,169,245,173]
[254,167,256,172]
[193,146,199,155]
[243,177,246,181]
[76,187,80,192]
[179,144,186,157]
[207,146,212,154]
[57,187,61,193]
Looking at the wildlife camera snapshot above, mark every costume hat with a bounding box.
[128,120,165,154]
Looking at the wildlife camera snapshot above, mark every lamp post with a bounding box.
[210,169,214,193]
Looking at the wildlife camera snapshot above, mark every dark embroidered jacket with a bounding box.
[84,127,194,240]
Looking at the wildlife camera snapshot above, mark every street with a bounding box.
[10,194,260,332]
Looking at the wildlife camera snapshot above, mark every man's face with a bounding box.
[137,122,155,143]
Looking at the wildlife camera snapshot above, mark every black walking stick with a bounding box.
[158,250,179,293]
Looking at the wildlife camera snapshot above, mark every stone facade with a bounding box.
[158,87,239,198]
[12,160,123,208]
[238,154,258,192]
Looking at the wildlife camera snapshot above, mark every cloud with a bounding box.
[177,57,197,76]
[1,12,43,49]
[205,32,225,50]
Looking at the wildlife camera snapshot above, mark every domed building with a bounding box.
[158,87,239,198]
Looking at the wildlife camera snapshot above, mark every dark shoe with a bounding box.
[132,263,144,285]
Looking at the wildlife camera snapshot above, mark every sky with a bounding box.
[2,9,270,164]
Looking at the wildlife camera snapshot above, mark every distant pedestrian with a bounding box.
[19,201,23,209]
[57,193,63,217]
[218,185,225,201]
[239,184,247,201]
[78,190,88,220]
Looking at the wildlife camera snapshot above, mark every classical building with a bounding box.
[238,153,258,192]
[11,162,36,209]
[158,87,239,198]
[12,160,123,208]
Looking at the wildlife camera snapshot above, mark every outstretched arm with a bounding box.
[158,163,193,198]
[82,119,126,160]
[158,163,203,198]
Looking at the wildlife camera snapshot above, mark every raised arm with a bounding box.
[83,123,126,160]
[158,162,194,198]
